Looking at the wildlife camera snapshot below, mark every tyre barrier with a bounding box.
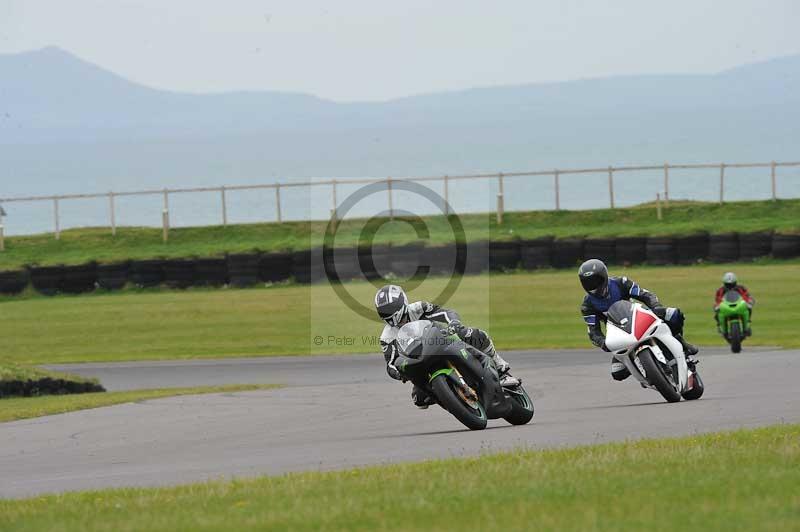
[163,259,195,289]
[193,258,228,286]
[61,263,98,294]
[552,238,584,269]
[0,377,105,398]
[97,262,129,291]
[738,231,773,261]
[615,237,647,265]
[323,248,362,282]
[675,233,709,265]
[259,252,293,283]
[708,233,739,263]
[29,265,64,296]
[358,244,392,280]
[489,241,521,271]
[772,233,800,259]
[130,259,165,288]
[227,253,260,287]
[646,237,676,265]
[464,241,490,274]
[0,270,29,295]
[520,237,553,269]
[390,243,426,278]
[424,244,459,276]
[583,238,616,265]
[292,248,325,284]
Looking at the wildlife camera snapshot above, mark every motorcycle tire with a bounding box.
[730,321,742,353]
[431,374,488,431]
[681,370,705,401]
[638,348,682,403]
[503,384,535,425]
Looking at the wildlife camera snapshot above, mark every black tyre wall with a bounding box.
[130,260,165,288]
[227,253,260,287]
[489,241,521,271]
[390,243,426,278]
[292,248,325,284]
[464,241,489,274]
[708,233,739,262]
[61,263,98,294]
[29,265,64,296]
[359,244,392,280]
[772,233,800,259]
[97,262,130,291]
[675,233,709,264]
[583,238,616,264]
[646,237,676,265]
[552,238,584,268]
[194,258,229,286]
[520,237,553,269]
[738,231,773,260]
[423,244,458,276]
[0,270,30,295]
[163,259,195,289]
[615,237,647,265]
[259,252,293,283]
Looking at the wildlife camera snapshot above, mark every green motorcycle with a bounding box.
[717,290,750,353]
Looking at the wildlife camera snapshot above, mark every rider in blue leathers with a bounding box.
[578,259,698,381]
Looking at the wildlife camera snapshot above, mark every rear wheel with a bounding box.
[638,348,682,403]
[503,385,534,425]
[681,370,705,401]
[729,321,742,353]
[430,375,487,430]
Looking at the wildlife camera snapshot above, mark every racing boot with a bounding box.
[485,343,520,387]
[411,386,435,410]
[611,358,631,381]
[675,334,699,364]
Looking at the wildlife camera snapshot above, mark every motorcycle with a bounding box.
[604,300,704,403]
[717,290,750,353]
[393,320,534,430]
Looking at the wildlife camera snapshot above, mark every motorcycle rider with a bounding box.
[374,284,517,409]
[714,272,755,336]
[578,259,699,382]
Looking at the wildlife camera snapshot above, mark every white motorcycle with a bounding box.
[604,300,704,403]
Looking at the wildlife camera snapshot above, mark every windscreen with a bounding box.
[396,320,432,356]
[606,300,634,333]
[724,290,742,304]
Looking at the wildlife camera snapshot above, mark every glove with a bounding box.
[447,320,470,339]
[601,341,611,352]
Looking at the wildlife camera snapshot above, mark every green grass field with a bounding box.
[1,199,798,269]
[0,261,796,364]
[1,424,797,531]
[0,384,282,423]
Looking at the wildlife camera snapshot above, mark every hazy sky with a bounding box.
[1,1,798,101]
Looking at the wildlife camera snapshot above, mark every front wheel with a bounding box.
[430,375,487,430]
[729,321,742,353]
[638,348,682,403]
[503,385,534,425]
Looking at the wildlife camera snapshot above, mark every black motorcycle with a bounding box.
[393,320,534,430]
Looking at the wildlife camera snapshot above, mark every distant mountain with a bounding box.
[0,46,798,197]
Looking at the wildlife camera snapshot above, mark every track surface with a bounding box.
[2,347,798,498]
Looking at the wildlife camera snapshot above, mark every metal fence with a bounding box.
[0,159,798,247]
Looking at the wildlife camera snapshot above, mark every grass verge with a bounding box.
[0,362,104,397]
[1,424,797,531]
[0,261,797,364]
[0,198,798,269]
[0,384,282,423]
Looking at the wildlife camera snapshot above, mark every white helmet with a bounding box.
[375,284,408,327]
[722,272,738,290]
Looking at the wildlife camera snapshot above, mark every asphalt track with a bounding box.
[1,347,798,498]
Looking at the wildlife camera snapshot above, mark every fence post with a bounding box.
[220,186,228,226]
[608,166,615,209]
[0,222,4,251]
[554,170,561,211]
[53,197,60,240]
[663,163,670,206]
[163,188,169,211]
[108,192,116,236]
[443,175,449,215]
[656,193,663,220]
[719,163,725,204]
[497,172,505,224]
[275,184,282,223]
[162,210,169,242]
[387,177,394,219]
[771,161,777,201]
[331,179,338,221]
